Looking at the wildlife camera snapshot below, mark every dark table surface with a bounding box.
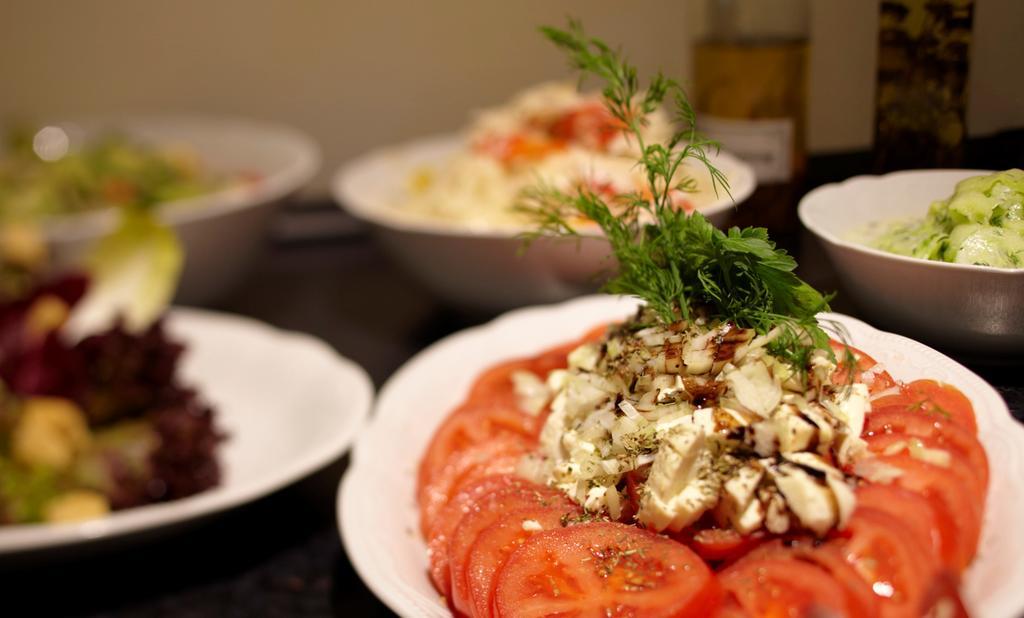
[5,146,1023,617]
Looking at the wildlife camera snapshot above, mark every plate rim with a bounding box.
[0,306,374,554]
[338,294,1024,618]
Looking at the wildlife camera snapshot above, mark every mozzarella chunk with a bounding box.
[771,464,837,537]
[774,405,817,453]
[637,427,719,531]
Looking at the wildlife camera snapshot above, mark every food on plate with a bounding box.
[0,210,222,525]
[0,124,236,222]
[867,169,1024,268]
[414,22,985,616]
[396,79,727,230]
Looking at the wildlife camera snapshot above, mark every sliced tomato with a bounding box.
[465,333,600,412]
[918,570,970,617]
[547,102,623,150]
[725,539,881,617]
[474,133,563,165]
[864,431,986,499]
[466,359,543,411]
[418,437,529,537]
[833,507,940,617]
[858,454,981,570]
[448,484,572,615]
[466,504,583,618]
[494,522,720,617]
[719,555,861,618]
[864,409,988,489]
[677,527,765,563]
[872,380,978,435]
[854,482,958,570]
[426,474,530,597]
[417,404,538,500]
[829,340,897,394]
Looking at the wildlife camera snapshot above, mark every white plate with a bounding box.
[332,135,756,312]
[338,295,1024,618]
[0,307,373,554]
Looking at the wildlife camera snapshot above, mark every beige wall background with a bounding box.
[1,0,1021,195]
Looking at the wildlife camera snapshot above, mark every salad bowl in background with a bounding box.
[799,169,1024,357]
[7,117,320,305]
[332,134,756,313]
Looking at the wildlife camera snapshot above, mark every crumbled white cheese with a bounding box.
[521,519,543,532]
[536,315,885,539]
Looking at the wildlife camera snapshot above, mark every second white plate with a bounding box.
[0,307,373,554]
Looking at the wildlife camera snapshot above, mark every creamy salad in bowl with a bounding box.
[399,82,732,231]
[865,169,1024,269]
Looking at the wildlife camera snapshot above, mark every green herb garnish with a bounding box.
[521,20,836,371]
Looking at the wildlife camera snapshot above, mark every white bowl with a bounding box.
[0,307,373,554]
[799,170,1024,356]
[24,117,320,305]
[332,134,755,312]
[337,295,1024,618]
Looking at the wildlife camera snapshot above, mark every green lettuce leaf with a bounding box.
[69,210,183,334]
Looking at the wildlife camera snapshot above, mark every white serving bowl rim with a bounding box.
[17,115,321,243]
[798,168,1022,277]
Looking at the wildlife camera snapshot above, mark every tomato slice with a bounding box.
[418,437,529,537]
[466,339,579,410]
[494,522,720,617]
[861,454,982,570]
[918,570,970,618]
[547,102,623,151]
[719,555,860,618]
[863,409,988,489]
[854,483,958,570]
[466,504,583,618]
[417,404,538,499]
[427,474,531,598]
[677,527,765,564]
[833,507,940,617]
[724,539,881,617]
[465,332,602,412]
[829,340,897,394]
[448,484,572,615]
[864,432,986,501]
[872,380,977,435]
[474,133,564,165]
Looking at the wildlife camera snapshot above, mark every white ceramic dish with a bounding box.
[338,294,1024,618]
[332,134,756,312]
[798,169,1024,356]
[24,117,320,305]
[0,307,372,554]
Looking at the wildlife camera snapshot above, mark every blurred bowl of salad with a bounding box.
[0,117,320,304]
[799,168,1024,356]
[333,82,755,312]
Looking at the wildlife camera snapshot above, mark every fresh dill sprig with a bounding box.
[521,20,836,371]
